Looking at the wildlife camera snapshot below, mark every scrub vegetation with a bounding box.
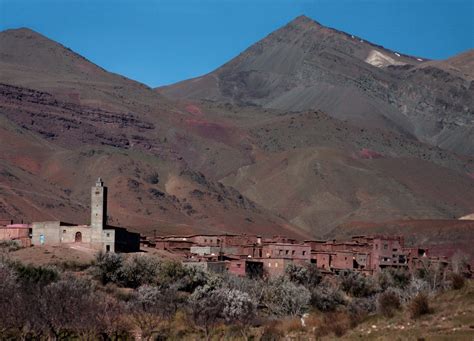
[0,253,471,340]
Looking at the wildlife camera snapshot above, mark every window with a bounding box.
[106,233,110,237]
[275,262,278,267]
[63,229,66,233]
[285,250,289,255]
[302,251,306,256]
[236,263,241,268]
[106,245,110,252]
[268,262,272,267]
[292,250,295,255]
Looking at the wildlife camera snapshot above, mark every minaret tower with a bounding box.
[91,177,107,236]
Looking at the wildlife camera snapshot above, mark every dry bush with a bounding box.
[409,293,431,319]
[339,270,377,298]
[168,310,194,339]
[377,290,401,317]
[347,297,376,327]
[450,273,465,290]
[315,311,351,338]
[260,321,285,341]
[278,317,304,333]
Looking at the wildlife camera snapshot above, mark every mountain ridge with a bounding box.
[0,21,473,253]
[158,15,473,157]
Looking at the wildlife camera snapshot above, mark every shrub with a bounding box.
[221,288,256,325]
[339,270,377,298]
[120,255,160,288]
[220,273,265,304]
[310,285,345,312]
[402,277,430,302]
[316,311,351,338]
[158,261,208,292]
[377,290,401,317]
[377,268,411,290]
[409,293,431,319]
[0,262,22,335]
[0,240,21,251]
[132,285,181,318]
[285,263,322,288]
[13,263,59,287]
[146,172,160,184]
[450,273,465,290]
[415,266,447,292]
[261,322,284,341]
[188,285,226,339]
[93,252,123,285]
[39,275,103,338]
[128,285,180,339]
[262,277,311,317]
[347,296,376,327]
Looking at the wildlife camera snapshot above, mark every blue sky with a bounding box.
[1,0,473,87]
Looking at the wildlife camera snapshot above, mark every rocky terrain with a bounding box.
[160,15,473,157]
[0,18,473,253]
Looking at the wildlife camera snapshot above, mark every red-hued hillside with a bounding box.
[159,16,474,157]
[0,18,473,258]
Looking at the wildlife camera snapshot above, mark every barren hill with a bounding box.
[0,28,305,238]
[159,15,474,156]
[0,21,473,254]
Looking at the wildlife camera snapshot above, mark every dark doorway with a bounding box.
[75,231,82,243]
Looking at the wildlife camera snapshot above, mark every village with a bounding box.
[1,178,465,279]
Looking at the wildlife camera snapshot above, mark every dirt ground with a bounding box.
[2,244,97,266]
[1,243,184,267]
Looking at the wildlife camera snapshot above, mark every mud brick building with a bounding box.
[0,222,31,247]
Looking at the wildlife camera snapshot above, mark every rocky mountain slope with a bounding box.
[0,21,473,249]
[159,15,473,156]
[0,28,304,238]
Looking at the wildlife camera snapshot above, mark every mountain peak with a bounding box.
[291,15,315,24]
[287,14,324,29]
[1,27,44,38]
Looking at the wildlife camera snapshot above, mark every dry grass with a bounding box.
[340,280,474,340]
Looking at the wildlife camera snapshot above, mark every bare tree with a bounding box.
[188,285,225,340]
[39,275,101,339]
[128,285,180,340]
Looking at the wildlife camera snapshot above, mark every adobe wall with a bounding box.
[191,246,221,256]
[331,251,354,270]
[228,260,246,277]
[262,243,311,260]
[315,253,332,270]
[0,226,31,247]
[262,258,295,277]
[31,221,62,245]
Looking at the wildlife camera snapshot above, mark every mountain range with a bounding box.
[0,15,473,256]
